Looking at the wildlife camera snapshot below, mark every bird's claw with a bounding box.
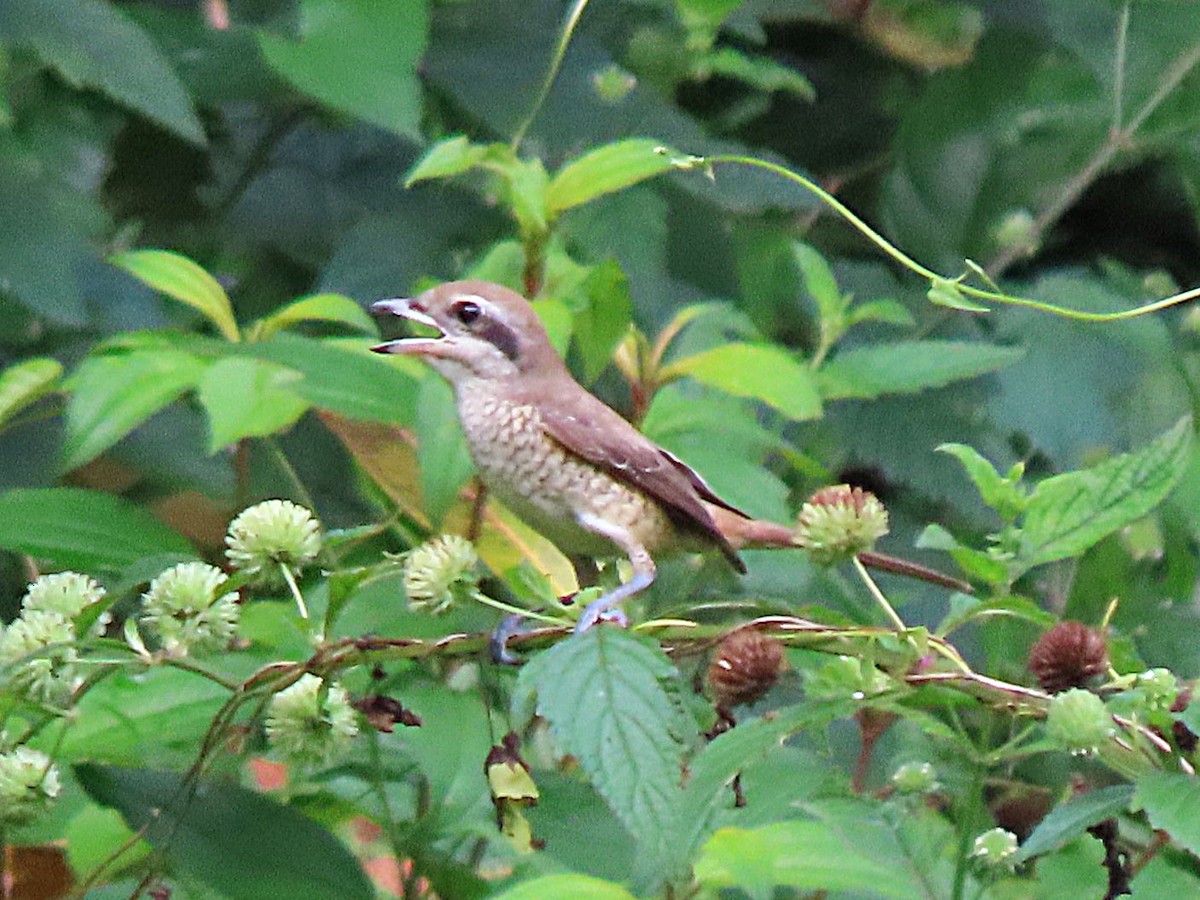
[573,602,629,634]
[490,614,531,665]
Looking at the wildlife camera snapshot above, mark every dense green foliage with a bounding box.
[2,0,1200,897]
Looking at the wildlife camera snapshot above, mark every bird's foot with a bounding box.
[490,614,532,665]
[573,601,629,634]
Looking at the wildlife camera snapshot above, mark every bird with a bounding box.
[370,280,967,632]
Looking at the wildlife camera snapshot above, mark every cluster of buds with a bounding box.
[0,744,60,827]
[266,674,359,767]
[971,827,1020,869]
[794,485,889,565]
[1045,688,1114,756]
[706,629,784,712]
[0,571,106,706]
[140,562,240,657]
[1028,621,1108,694]
[891,761,940,795]
[226,499,322,586]
[402,534,478,615]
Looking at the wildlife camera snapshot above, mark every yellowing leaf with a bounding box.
[110,250,239,342]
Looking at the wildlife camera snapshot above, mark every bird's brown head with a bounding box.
[370,280,561,385]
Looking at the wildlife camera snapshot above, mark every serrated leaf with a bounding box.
[76,763,374,900]
[1015,784,1134,862]
[515,628,695,882]
[1138,773,1200,858]
[253,293,375,341]
[109,250,239,342]
[405,135,490,186]
[663,343,822,421]
[492,874,637,900]
[695,819,923,899]
[0,0,204,143]
[196,356,309,451]
[0,357,62,431]
[818,341,1023,400]
[257,0,427,140]
[1017,416,1193,571]
[0,488,193,573]
[546,139,676,216]
[938,442,1026,519]
[63,349,208,470]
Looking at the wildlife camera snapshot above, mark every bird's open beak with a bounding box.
[369,298,445,356]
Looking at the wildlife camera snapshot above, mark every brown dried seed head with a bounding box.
[708,629,785,710]
[1028,621,1109,694]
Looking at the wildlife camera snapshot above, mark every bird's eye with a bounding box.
[453,300,481,325]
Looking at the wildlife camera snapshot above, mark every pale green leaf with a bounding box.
[254,293,375,340]
[405,135,490,187]
[0,0,204,143]
[492,874,637,900]
[1017,416,1193,571]
[0,357,62,431]
[196,356,309,451]
[257,0,427,140]
[0,488,193,573]
[1137,772,1200,858]
[793,242,843,325]
[1015,784,1134,862]
[546,139,676,216]
[665,343,822,421]
[938,442,1026,519]
[916,524,1009,586]
[845,299,915,328]
[515,628,695,883]
[109,250,239,342]
[928,278,989,313]
[415,375,473,525]
[695,819,923,899]
[703,48,814,99]
[818,341,1024,400]
[63,349,208,470]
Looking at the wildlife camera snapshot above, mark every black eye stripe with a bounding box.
[479,318,521,361]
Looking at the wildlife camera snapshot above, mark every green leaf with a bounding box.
[243,334,419,425]
[793,242,844,326]
[491,874,637,900]
[75,763,374,900]
[0,357,62,431]
[1137,772,1200,858]
[937,442,1026,519]
[565,260,633,385]
[257,0,427,140]
[701,48,814,99]
[1015,784,1134,862]
[109,250,239,342]
[668,700,853,872]
[405,135,490,187]
[0,488,193,573]
[253,294,375,341]
[196,357,309,451]
[1017,416,1193,571]
[63,349,208,470]
[515,628,696,883]
[845,298,915,328]
[817,341,1024,400]
[695,819,923,899]
[664,343,822,421]
[415,375,473,525]
[546,139,676,216]
[57,668,228,765]
[0,0,204,143]
[915,524,1009,585]
[928,278,989,313]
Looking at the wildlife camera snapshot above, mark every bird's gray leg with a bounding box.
[572,511,656,633]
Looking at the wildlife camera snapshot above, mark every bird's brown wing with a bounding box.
[532,390,748,573]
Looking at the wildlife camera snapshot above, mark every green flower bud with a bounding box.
[141,562,240,657]
[891,761,940,794]
[0,610,78,706]
[795,485,889,565]
[266,674,359,766]
[0,746,60,827]
[1046,688,1113,754]
[22,572,105,620]
[403,535,478,614]
[226,499,322,585]
[971,827,1019,867]
[591,64,637,104]
[1135,668,1178,710]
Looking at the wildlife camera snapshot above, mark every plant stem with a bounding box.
[279,561,309,620]
[852,555,907,632]
[510,0,592,150]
